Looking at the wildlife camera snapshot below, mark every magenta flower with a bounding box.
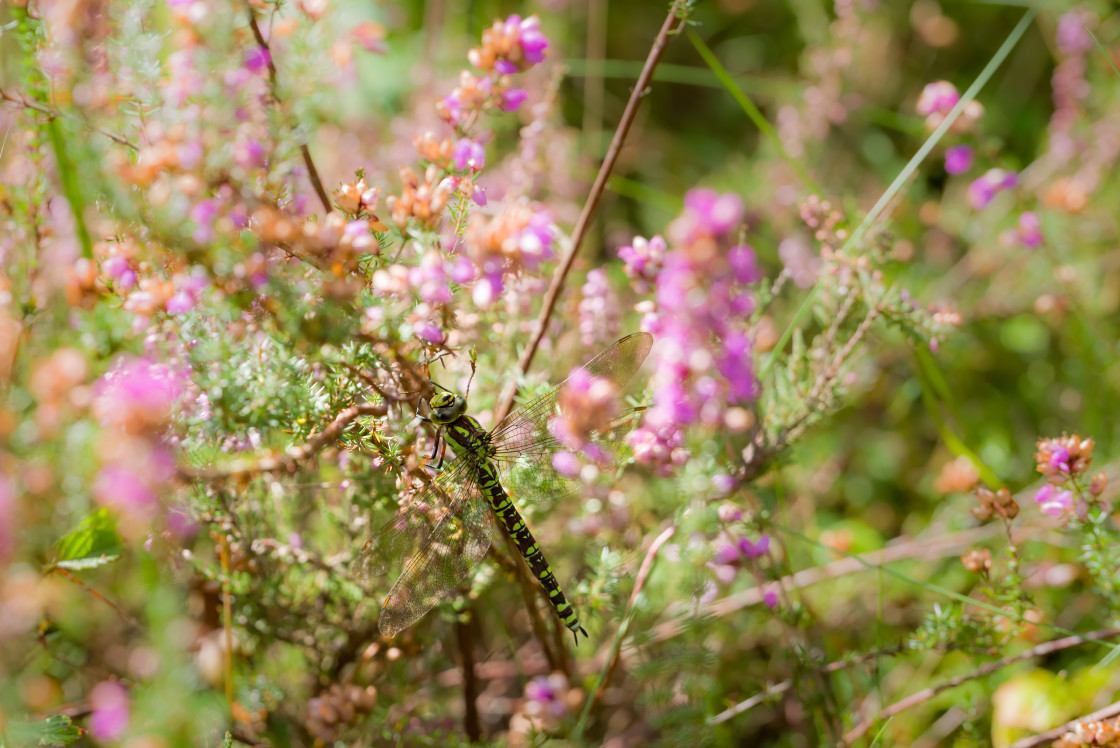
[517,15,549,64]
[738,534,770,559]
[551,451,580,478]
[452,138,486,172]
[244,46,271,75]
[94,464,156,515]
[525,674,568,717]
[93,358,185,434]
[968,168,1018,209]
[916,80,960,117]
[944,145,973,174]
[89,681,129,741]
[501,88,528,112]
[1035,483,1074,518]
[0,478,13,562]
[1017,211,1042,248]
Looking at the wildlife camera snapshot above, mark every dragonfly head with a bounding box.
[428,385,467,424]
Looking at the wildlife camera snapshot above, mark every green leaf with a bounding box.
[4,714,86,746]
[55,509,122,568]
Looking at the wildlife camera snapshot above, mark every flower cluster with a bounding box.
[438,15,549,129]
[91,359,185,537]
[620,189,761,475]
[916,80,983,133]
[968,168,1018,210]
[461,203,554,308]
[548,368,622,477]
[1031,434,1106,520]
[971,486,1018,523]
[578,268,620,348]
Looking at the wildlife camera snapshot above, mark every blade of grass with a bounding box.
[687,29,821,194]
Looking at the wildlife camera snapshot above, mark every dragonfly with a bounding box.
[355,332,653,644]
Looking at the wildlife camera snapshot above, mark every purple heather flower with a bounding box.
[1056,11,1094,55]
[165,291,194,314]
[244,46,271,75]
[89,681,129,741]
[551,450,580,478]
[450,255,476,284]
[916,80,960,116]
[94,464,156,514]
[618,235,667,294]
[453,138,486,172]
[525,674,568,717]
[415,322,444,344]
[1017,211,1043,248]
[713,543,741,566]
[0,478,13,562]
[944,145,973,174]
[472,185,487,207]
[1035,483,1074,518]
[968,168,1018,209]
[738,534,770,559]
[518,16,549,64]
[501,88,528,112]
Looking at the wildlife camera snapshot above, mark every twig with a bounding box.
[1007,698,1120,748]
[47,567,142,629]
[244,7,332,214]
[180,402,386,481]
[492,0,689,425]
[843,628,1120,745]
[455,606,481,742]
[0,87,139,150]
[218,532,235,707]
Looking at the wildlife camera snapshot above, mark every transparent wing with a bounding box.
[490,332,653,504]
[353,458,494,637]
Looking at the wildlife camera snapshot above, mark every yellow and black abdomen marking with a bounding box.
[446,417,588,643]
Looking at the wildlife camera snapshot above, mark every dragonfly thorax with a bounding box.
[428,388,467,424]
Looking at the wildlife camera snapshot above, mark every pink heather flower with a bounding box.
[165,291,194,314]
[244,46,271,75]
[1017,211,1042,248]
[94,464,156,515]
[1035,483,1074,518]
[1056,11,1094,55]
[0,478,13,562]
[89,681,129,741]
[415,322,445,344]
[777,235,820,289]
[618,235,667,294]
[525,674,568,717]
[944,145,973,174]
[93,359,186,435]
[551,450,580,478]
[453,138,486,171]
[968,168,1018,209]
[713,543,741,566]
[578,269,620,348]
[916,80,960,116]
[501,88,528,112]
[678,188,744,240]
[738,534,770,559]
[472,185,487,206]
[516,15,549,64]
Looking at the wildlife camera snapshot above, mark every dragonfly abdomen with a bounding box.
[481,472,586,639]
